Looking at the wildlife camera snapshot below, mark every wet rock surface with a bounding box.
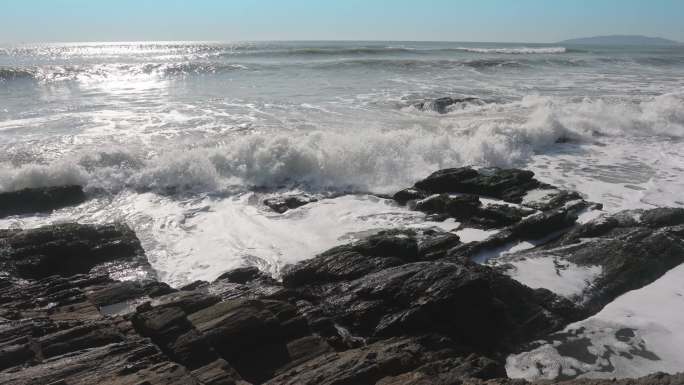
[493,207,684,312]
[1,168,683,384]
[263,194,318,213]
[414,97,484,114]
[413,167,548,203]
[0,222,150,280]
[284,257,583,356]
[0,185,86,219]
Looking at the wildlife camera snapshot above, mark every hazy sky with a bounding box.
[2,0,682,43]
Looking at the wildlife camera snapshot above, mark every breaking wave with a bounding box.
[2,93,682,195]
[222,46,569,57]
[455,46,567,54]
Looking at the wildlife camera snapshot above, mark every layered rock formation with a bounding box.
[1,171,683,384]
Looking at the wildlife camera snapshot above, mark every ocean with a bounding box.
[1,41,684,286]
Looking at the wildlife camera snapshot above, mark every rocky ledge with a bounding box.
[1,168,683,384]
[0,185,86,219]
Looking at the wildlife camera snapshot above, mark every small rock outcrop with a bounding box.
[414,97,484,114]
[413,167,544,203]
[0,185,86,218]
[263,194,318,213]
[0,222,149,280]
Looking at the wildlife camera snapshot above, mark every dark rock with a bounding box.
[266,335,503,385]
[191,359,249,385]
[143,280,176,297]
[414,167,480,194]
[276,335,335,374]
[284,256,582,356]
[188,299,312,383]
[509,209,578,239]
[216,266,270,284]
[377,355,506,385]
[473,204,536,229]
[0,274,113,320]
[283,230,459,287]
[415,97,483,114]
[393,188,428,205]
[0,222,149,280]
[85,280,146,307]
[416,230,462,260]
[208,268,286,303]
[207,275,287,302]
[132,305,219,369]
[414,194,536,229]
[264,194,318,214]
[179,279,210,291]
[0,185,86,218]
[640,207,684,227]
[37,321,124,359]
[150,290,221,314]
[522,190,583,212]
[0,337,201,385]
[415,194,461,214]
[414,167,546,203]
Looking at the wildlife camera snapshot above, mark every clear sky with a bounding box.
[2,0,682,44]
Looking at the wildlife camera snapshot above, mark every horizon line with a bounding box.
[2,35,681,46]
[1,39,552,45]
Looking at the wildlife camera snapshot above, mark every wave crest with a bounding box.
[1,94,682,195]
[455,47,567,54]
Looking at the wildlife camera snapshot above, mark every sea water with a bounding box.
[1,41,683,285]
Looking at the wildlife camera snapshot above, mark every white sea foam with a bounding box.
[506,263,684,380]
[456,47,567,54]
[0,161,88,192]
[502,256,602,298]
[2,94,683,199]
[0,192,459,286]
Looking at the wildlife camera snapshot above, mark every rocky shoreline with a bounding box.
[1,167,683,384]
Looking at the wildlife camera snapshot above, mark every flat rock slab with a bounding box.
[0,222,150,280]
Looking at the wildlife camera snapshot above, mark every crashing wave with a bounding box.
[2,94,682,196]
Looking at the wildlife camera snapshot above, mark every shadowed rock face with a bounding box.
[0,222,149,280]
[282,238,583,357]
[266,335,506,385]
[1,169,683,384]
[282,229,459,287]
[0,185,86,218]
